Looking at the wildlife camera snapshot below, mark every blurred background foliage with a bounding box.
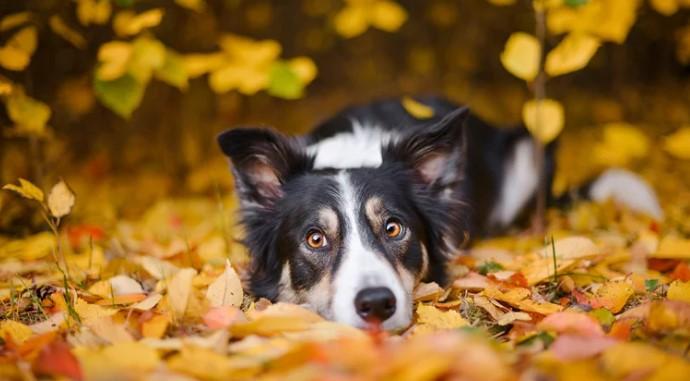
[2,0,690,233]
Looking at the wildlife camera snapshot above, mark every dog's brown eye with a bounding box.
[384,219,403,238]
[306,230,327,249]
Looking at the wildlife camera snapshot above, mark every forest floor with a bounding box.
[1,138,690,381]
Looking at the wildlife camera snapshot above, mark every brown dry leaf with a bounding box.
[205,259,243,308]
[497,311,532,326]
[413,282,443,302]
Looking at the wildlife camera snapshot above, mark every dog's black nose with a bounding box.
[354,287,396,322]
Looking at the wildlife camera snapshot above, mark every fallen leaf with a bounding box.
[206,259,243,308]
[667,280,690,303]
[416,304,468,330]
[131,293,163,311]
[591,281,634,313]
[497,311,532,326]
[203,306,247,329]
[663,127,690,160]
[0,320,33,344]
[538,311,605,337]
[34,339,83,381]
[109,274,144,296]
[653,236,690,259]
[141,314,170,339]
[549,334,616,360]
[167,268,197,319]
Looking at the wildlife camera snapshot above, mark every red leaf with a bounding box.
[670,262,690,281]
[34,340,83,381]
[550,334,617,360]
[608,319,634,341]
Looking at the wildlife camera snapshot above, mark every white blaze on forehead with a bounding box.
[307,120,399,169]
[331,171,411,330]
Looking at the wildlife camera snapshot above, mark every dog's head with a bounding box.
[218,107,469,330]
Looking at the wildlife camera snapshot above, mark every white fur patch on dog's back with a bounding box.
[308,120,400,169]
[589,169,664,220]
[489,138,539,227]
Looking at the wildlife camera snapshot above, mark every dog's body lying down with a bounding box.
[218,97,662,330]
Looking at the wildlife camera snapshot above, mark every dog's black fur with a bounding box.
[218,97,555,304]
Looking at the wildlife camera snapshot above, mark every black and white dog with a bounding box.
[218,97,662,330]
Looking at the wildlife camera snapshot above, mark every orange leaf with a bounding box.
[34,340,83,381]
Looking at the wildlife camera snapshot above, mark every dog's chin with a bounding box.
[331,309,413,332]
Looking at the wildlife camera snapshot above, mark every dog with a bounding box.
[217,97,662,331]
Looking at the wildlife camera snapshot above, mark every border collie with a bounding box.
[217,97,662,331]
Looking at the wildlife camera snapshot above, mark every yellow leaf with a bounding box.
[288,57,318,84]
[5,91,51,134]
[142,314,170,338]
[0,320,33,344]
[522,98,564,143]
[0,232,55,260]
[232,303,323,337]
[402,96,435,119]
[548,0,639,44]
[0,12,32,32]
[334,5,370,38]
[2,178,44,202]
[416,304,468,330]
[663,127,690,160]
[183,53,225,78]
[592,281,633,313]
[74,298,118,322]
[484,286,564,315]
[653,236,690,259]
[96,41,133,81]
[167,267,197,319]
[667,281,690,303]
[206,259,243,308]
[175,0,206,12]
[113,8,164,37]
[47,180,75,218]
[650,0,679,15]
[487,0,517,5]
[0,27,38,71]
[131,293,162,311]
[501,32,541,81]
[219,34,281,64]
[76,0,112,26]
[75,341,160,380]
[594,123,649,166]
[545,33,600,76]
[369,0,408,32]
[88,280,112,299]
[49,16,87,49]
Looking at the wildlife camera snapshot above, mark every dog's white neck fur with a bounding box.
[331,171,412,330]
[307,120,399,169]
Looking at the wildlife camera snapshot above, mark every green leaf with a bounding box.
[588,308,615,327]
[645,279,660,292]
[477,261,504,276]
[114,0,135,7]
[565,0,588,7]
[155,50,188,90]
[267,61,303,99]
[94,74,145,118]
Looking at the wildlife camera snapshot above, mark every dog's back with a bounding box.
[306,97,553,236]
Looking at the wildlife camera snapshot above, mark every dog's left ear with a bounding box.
[386,107,469,188]
[217,127,310,207]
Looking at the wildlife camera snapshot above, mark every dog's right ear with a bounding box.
[217,127,310,207]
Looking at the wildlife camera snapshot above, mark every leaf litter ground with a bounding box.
[1,154,690,381]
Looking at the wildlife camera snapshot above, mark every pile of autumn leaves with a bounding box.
[0,178,689,381]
